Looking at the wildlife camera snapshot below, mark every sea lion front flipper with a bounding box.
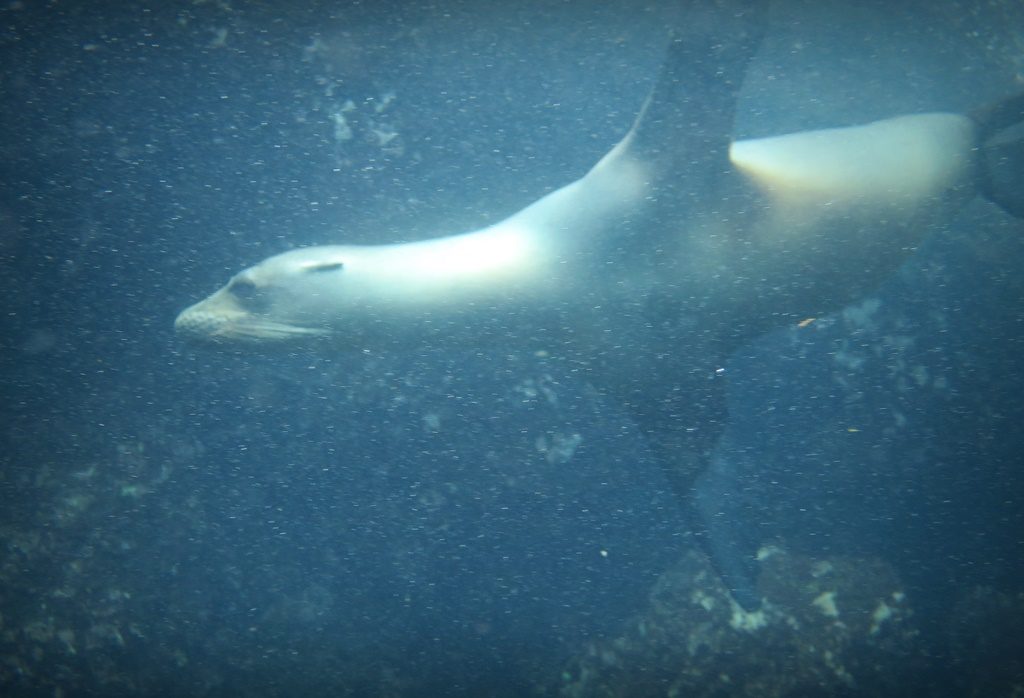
[599,0,769,610]
[623,0,768,199]
[692,434,767,610]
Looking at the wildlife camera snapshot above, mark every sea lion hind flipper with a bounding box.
[980,137,1024,218]
[971,91,1024,218]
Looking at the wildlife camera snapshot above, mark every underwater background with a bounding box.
[1,0,1022,695]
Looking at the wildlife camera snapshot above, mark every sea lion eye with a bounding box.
[227,277,274,315]
[229,277,260,300]
[304,261,345,273]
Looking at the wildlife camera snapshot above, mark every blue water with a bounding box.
[1,1,1022,695]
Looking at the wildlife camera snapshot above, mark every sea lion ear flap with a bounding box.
[301,260,346,273]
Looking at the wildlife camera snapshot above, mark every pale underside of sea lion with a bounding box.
[175,2,1024,608]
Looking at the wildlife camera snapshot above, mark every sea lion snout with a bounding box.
[174,302,231,343]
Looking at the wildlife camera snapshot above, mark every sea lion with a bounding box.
[174,4,1024,608]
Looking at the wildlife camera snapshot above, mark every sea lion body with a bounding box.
[175,112,978,351]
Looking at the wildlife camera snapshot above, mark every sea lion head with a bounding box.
[174,247,348,343]
[176,227,551,348]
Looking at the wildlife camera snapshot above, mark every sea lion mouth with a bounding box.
[174,308,329,343]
